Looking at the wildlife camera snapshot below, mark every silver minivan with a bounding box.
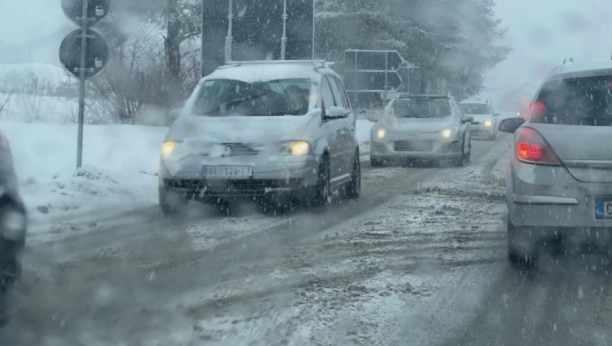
[158,61,361,214]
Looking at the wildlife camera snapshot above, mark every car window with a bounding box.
[460,103,491,115]
[331,77,349,109]
[531,75,612,126]
[389,98,452,119]
[191,78,312,116]
[327,76,344,109]
[321,77,336,110]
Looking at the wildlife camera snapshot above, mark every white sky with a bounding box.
[0,0,611,90]
[486,0,612,89]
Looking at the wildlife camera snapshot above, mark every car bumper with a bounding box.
[370,135,462,160]
[507,159,612,251]
[160,154,319,198]
[471,125,495,138]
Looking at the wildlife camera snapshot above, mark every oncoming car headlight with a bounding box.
[162,141,180,157]
[279,141,310,156]
[441,129,453,138]
[0,207,26,242]
[377,129,386,139]
[484,120,493,127]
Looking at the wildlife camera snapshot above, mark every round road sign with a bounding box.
[59,29,110,79]
[62,0,111,27]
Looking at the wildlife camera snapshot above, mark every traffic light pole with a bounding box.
[77,0,88,168]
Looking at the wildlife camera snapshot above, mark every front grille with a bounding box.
[394,141,433,152]
[222,143,260,157]
[165,179,303,197]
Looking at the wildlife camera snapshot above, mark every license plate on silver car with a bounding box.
[203,166,253,179]
[595,200,612,219]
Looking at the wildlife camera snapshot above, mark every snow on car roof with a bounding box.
[545,61,612,81]
[460,99,488,105]
[203,61,338,83]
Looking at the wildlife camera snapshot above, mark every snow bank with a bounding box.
[0,121,168,221]
[0,63,71,93]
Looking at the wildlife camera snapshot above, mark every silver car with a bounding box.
[459,100,499,140]
[370,95,474,167]
[158,61,361,214]
[500,62,612,268]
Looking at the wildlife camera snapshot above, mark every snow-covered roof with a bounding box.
[460,99,488,105]
[204,61,338,83]
[545,61,612,81]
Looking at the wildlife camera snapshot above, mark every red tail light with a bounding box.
[515,127,560,165]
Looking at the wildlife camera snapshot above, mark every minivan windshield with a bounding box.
[390,98,452,119]
[192,78,312,116]
[460,103,490,115]
[531,75,612,126]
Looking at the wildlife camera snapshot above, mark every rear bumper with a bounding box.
[509,225,612,255]
[507,159,612,229]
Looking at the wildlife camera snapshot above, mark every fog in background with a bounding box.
[1,0,611,92]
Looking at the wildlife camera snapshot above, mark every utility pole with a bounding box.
[76,0,88,168]
[312,0,316,59]
[225,0,233,63]
[281,0,288,60]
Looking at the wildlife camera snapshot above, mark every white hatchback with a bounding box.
[158,61,361,214]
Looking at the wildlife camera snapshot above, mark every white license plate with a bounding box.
[203,166,253,179]
[596,200,612,219]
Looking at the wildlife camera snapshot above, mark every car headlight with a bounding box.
[0,208,26,242]
[162,141,180,157]
[377,129,386,139]
[441,129,453,138]
[279,141,310,156]
[484,120,493,127]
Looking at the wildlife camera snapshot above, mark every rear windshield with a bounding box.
[390,98,452,119]
[192,79,312,116]
[460,103,490,115]
[531,75,612,126]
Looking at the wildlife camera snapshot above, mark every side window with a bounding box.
[327,76,344,109]
[321,77,336,111]
[331,78,349,109]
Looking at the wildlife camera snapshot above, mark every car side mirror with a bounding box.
[324,106,350,120]
[499,117,526,133]
[168,108,181,125]
[462,115,474,123]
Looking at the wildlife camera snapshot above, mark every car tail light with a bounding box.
[515,127,560,165]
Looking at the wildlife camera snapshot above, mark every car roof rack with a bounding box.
[219,60,331,69]
[398,93,449,99]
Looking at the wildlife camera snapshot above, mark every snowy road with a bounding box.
[4,134,611,346]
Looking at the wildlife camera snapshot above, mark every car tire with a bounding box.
[507,219,535,270]
[159,185,189,215]
[455,136,469,167]
[370,156,383,167]
[342,151,361,200]
[0,293,7,328]
[309,155,331,210]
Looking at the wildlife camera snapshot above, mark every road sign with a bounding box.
[344,71,402,92]
[59,29,110,79]
[60,0,111,169]
[345,50,403,72]
[344,50,406,93]
[62,0,111,27]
